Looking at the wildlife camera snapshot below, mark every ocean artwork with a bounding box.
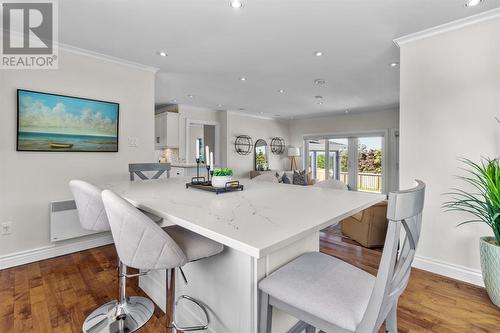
[17,90,119,152]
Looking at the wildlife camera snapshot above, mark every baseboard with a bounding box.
[413,255,484,287]
[0,234,114,269]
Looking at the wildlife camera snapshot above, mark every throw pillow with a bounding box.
[275,172,283,183]
[281,172,291,184]
[292,170,308,186]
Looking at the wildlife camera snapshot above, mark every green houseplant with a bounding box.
[212,168,233,188]
[443,157,500,306]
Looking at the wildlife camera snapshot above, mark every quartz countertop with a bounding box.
[104,178,385,258]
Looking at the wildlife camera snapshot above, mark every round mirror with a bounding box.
[254,139,269,171]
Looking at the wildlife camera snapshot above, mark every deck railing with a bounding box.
[313,170,382,192]
[340,172,382,192]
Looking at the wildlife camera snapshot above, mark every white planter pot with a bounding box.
[480,236,500,307]
[212,176,232,188]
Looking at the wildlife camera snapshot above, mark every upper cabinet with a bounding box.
[155,111,179,149]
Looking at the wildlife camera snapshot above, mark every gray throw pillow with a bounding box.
[281,172,291,184]
[275,172,283,183]
[292,170,308,186]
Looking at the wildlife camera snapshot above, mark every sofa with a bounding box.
[341,200,388,248]
[249,170,314,185]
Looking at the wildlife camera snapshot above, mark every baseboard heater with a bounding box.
[50,200,101,242]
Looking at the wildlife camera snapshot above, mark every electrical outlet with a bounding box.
[128,137,139,147]
[1,221,12,235]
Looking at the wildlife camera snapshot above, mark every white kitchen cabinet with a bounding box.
[154,111,179,149]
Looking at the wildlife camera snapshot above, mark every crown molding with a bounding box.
[394,7,500,47]
[58,42,160,73]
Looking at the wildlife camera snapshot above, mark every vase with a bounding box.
[211,176,232,188]
[480,236,500,307]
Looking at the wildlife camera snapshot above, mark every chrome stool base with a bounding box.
[83,296,154,333]
[172,295,209,331]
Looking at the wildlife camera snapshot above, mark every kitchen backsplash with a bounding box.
[155,148,180,163]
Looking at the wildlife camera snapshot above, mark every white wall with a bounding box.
[226,112,291,178]
[0,49,156,257]
[289,108,399,147]
[399,16,500,284]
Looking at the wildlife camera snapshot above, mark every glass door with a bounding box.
[328,138,348,186]
[357,137,383,193]
[307,139,327,182]
[304,133,385,193]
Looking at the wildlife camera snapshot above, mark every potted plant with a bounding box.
[443,158,500,307]
[212,168,233,188]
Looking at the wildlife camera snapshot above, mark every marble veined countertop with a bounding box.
[104,178,385,258]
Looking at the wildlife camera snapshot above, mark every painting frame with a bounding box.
[16,89,120,153]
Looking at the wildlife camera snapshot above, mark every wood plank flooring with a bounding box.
[1,229,499,332]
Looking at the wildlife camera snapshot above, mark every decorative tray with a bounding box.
[186,180,244,195]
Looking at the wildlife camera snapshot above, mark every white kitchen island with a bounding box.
[105,178,385,333]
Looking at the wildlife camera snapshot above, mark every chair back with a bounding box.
[129,163,171,181]
[313,179,348,190]
[357,180,425,332]
[101,190,187,270]
[69,180,110,232]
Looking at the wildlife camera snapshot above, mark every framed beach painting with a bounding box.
[17,89,119,152]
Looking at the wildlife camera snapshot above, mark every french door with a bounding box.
[304,132,386,193]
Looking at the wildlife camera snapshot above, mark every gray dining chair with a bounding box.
[128,162,171,223]
[102,189,224,332]
[69,180,155,333]
[129,162,171,181]
[258,180,425,333]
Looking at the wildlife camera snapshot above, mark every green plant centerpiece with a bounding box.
[443,157,500,307]
[212,168,234,188]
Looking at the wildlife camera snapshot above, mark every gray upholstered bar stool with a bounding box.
[259,180,425,333]
[102,189,224,332]
[69,180,155,333]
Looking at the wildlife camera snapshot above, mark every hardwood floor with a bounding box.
[1,230,499,332]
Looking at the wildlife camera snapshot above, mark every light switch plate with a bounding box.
[1,221,12,235]
[128,137,139,147]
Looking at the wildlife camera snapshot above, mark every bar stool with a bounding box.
[69,180,155,333]
[258,180,425,333]
[101,189,224,332]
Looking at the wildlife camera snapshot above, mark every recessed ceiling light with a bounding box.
[239,77,247,81]
[158,51,168,57]
[230,0,243,9]
[389,62,399,68]
[187,94,194,98]
[314,51,323,57]
[259,112,264,115]
[345,110,349,114]
[465,0,482,7]
[317,102,324,105]
[217,104,223,107]
[171,99,177,103]
[314,78,326,85]
[278,89,285,93]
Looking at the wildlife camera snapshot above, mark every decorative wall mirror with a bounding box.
[254,139,269,171]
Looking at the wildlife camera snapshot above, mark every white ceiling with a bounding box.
[59,0,500,118]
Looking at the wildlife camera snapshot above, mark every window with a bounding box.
[304,132,386,193]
